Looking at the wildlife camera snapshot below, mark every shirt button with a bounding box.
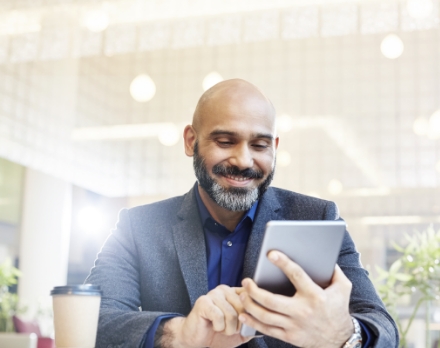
[227,241,232,247]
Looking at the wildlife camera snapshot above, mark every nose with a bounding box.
[229,143,254,170]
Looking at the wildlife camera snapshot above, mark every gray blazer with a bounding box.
[86,185,398,348]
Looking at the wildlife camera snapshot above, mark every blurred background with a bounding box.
[1,0,440,346]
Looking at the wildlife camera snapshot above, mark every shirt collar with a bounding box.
[194,182,259,227]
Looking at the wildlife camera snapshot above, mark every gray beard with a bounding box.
[207,181,259,212]
[193,142,275,212]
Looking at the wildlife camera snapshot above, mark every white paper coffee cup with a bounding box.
[51,284,102,348]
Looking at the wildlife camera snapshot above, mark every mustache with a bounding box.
[212,164,264,179]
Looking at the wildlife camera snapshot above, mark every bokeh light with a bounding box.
[202,71,223,91]
[413,117,429,136]
[428,110,440,139]
[380,34,404,59]
[277,150,291,167]
[83,10,109,32]
[158,124,180,146]
[77,206,105,233]
[130,74,156,103]
[276,114,294,133]
[407,0,434,19]
[328,179,343,195]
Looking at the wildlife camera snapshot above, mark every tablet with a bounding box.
[240,220,346,337]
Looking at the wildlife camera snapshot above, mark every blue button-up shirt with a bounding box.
[144,184,373,347]
[195,186,258,290]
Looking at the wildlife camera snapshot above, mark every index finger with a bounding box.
[268,250,321,295]
[234,287,245,295]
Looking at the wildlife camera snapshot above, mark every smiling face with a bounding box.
[184,79,279,212]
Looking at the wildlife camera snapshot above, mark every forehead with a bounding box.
[198,92,276,137]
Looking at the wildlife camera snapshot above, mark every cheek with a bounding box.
[256,153,276,173]
[203,148,232,167]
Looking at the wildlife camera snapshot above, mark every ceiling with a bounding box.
[0,0,374,20]
[0,0,439,198]
[0,0,436,65]
[0,0,426,36]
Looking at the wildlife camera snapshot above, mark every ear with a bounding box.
[275,136,279,150]
[183,125,197,157]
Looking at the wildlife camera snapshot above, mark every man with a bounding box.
[86,79,398,348]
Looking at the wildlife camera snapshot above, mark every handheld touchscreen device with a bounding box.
[240,220,346,337]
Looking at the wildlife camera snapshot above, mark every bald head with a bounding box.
[184,78,278,214]
[192,79,276,132]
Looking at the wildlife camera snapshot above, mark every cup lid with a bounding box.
[50,284,102,296]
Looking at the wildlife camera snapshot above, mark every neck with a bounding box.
[197,185,246,232]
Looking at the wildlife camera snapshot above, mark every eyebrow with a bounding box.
[209,129,274,140]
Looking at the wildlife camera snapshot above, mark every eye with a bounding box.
[252,142,270,150]
[216,140,234,147]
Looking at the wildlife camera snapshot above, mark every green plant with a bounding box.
[0,258,21,332]
[375,226,440,348]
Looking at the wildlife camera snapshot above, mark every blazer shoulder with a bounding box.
[123,193,188,226]
[129,194,185,213]
[269,186,332,206]
[268,186,339,220]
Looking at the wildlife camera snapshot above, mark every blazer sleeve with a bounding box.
[85,209,180,348]
[324,201,399,348]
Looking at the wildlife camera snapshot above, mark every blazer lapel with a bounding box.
[172,186,209,307]
[242,188,281,279]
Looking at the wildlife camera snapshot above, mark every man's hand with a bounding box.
[238,251,354,348]
[161,285,252,348]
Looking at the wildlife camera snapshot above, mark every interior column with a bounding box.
[18,168,72,318]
